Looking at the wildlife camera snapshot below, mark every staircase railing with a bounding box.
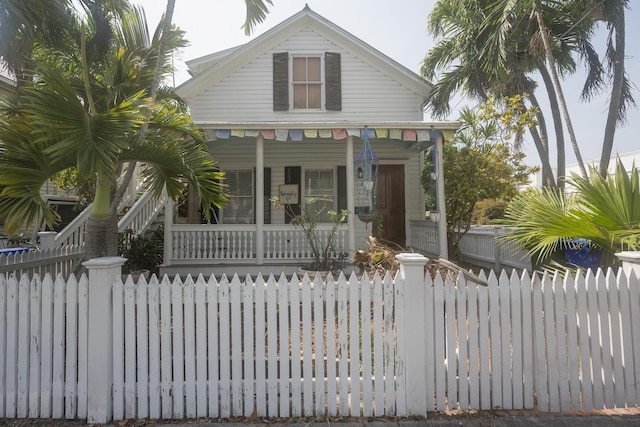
[54,184,166,248]
[118,187,168,235]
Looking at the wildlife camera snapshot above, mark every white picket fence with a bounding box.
[0,245,84,278]
[409,222,532,271]
[1,256,639,422]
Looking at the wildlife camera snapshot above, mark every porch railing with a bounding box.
[168,224,347,264]
[409,221,531,271]
[408,220,439,257]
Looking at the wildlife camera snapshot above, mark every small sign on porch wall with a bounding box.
[279,184,299,204]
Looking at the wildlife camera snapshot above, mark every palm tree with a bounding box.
[496,0,588,178]
[0,0,72,85]
[582,0,634,177]
[0,3,220,259]
[421,0,558,186]
[0,0,274,260]
[502,159,640,270]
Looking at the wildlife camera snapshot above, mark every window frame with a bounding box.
[220,169,254,224]
[302,167,336,223]
[290,54,324,111]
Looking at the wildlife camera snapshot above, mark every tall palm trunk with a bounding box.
[599,14,625,177]
[533,0,588,180]
[537,65,566,188]
[86,174,118,259]
[527,92,556,186]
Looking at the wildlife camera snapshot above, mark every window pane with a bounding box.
[308,84,321,109]
[223,170,253,224]
[292,57,306,81]
[305,169,334,222]
[293,84,306,109]
[307,57,321,81]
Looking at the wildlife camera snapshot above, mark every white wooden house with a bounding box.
[162,5,457,276]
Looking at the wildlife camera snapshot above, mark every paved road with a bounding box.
[147,417,640,427]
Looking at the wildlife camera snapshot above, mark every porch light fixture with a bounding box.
[354,128,379,225]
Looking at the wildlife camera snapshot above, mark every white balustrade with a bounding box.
[170,224,347,264]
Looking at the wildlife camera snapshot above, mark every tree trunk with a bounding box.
[85,215,118,259]
[528,91,556,187]
[533,0,588,180]
[599,13,626,177]
[537,64,566,188]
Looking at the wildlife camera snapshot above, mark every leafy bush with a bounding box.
[472,198,508,224]
[118,230,162,274]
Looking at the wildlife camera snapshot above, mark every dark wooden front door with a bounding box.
[376,165,405,247]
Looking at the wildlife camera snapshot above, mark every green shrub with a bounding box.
[472,198,507,224]
[118,230,162,274]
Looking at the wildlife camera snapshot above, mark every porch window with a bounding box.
[222,170,253,224]
[304,169,334,222]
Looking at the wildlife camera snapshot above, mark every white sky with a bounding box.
[135,0,640,168]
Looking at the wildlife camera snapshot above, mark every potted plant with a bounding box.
[271,196,349,276]
[118,229,162,280]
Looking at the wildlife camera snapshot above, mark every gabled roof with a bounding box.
[176,5,432,102]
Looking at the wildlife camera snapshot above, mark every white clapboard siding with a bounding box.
[190,29,424,123]
[2,267,640,421]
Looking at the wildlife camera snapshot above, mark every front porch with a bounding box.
[158,122,454,277]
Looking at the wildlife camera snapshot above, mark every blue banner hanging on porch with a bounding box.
[354,128,379,227]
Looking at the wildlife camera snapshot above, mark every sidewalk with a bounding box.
[153,415,640,427]
[4,410,640,427]
[145,409,640,427]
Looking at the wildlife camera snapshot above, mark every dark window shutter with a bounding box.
[337,166,347,215]
[325,52,341,111]
[284,166,301,224]
[253,167,272,224]
[273,52,289,111]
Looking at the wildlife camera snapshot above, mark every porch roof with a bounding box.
[201,121,461,152]
[197,120,460,130]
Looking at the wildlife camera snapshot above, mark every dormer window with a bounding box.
[273,52,341,112]
[293,56,322,109]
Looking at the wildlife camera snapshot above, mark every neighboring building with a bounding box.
[528,150,640,187]
[0,73,15,97]
[162,5,457,276]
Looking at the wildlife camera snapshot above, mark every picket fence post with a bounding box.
[38,231,57,250]
[396,253,429,416]
[83,256,125,423]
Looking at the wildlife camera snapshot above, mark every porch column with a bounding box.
[256,134,264,264]
[435,133,448,260]
[346,135,356,253]
[164,192,173,266]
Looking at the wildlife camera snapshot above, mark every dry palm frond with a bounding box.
[427,257,488,286]
[355,236,487,286]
